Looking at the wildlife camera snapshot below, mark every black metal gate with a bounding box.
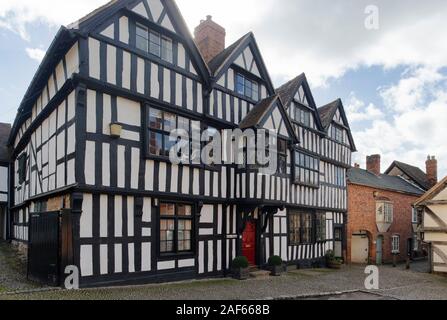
[28,211,61,286]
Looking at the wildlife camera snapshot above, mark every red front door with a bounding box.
[242,221,256,265]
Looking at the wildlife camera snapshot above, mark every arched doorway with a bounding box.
[376,236,384,265]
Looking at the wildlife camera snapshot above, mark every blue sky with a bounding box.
[0,0,446,178]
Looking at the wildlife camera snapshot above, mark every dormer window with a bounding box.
[136,24,173,63]
[331,125,344,143]
[294,103,311,127]
[236,73,259,100]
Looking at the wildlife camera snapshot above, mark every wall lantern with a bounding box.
[110,123,122,138]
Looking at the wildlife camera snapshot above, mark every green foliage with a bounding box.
[232,256,249,269]
[268,255,283,266]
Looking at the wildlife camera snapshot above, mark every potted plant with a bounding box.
[231,256,250,280]
[268,256,283,276]
[325,250,343,269]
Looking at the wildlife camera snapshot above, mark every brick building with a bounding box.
[347,155,433,264]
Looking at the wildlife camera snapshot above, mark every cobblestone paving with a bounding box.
[1,259,446,300]
[0,241,43,292]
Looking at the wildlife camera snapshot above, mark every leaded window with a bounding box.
[135,25,173,63]
[316,212,326,242]
[147,107,194,159]
[235,73,259,100]
[159,203,193,254]
[294,151,320,187]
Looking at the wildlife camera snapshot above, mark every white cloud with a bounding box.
[2,0,447,87]
[379,67,445,113]
[25,47,45,62]
[352,67,447,178]
[0,0,109,40]
[346,92,384,123]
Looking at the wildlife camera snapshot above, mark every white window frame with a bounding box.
[392,235,400,254]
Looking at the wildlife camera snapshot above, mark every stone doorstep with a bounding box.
[249,270,271,279]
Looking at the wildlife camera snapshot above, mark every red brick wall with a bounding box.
[347,183,419,264]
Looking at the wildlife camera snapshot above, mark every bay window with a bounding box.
[147,106,195,159]
[316,212,326,242]
[289,211,314,245]
[159,203,193,255]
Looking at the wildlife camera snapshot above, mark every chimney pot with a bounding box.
[426,155,438,188]
[194,15,226,63]
[366,154,381,175]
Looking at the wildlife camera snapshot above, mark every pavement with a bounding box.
[1,241,446,300]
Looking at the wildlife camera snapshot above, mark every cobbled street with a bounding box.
[1,241,446,300]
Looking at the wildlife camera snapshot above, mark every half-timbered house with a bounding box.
[414,176,447,274]
[7,0,356,287]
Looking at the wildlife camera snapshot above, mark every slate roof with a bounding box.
[239,95,278,129]
[385,161,430,191]
[0,123,11,162]
[318,99,340,129]
[276,73,306,108]
[208,33,250,76]
[348,167,425,196]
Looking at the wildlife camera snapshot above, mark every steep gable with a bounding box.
[72,0,209,83]
[277,74,324,133]
[209,33,275,96]
[318,99,357,151]
[240,96,298,142]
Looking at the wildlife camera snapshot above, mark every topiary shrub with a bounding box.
[268,255,283,266]
[232,256,249,269]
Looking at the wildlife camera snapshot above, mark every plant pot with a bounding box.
[270,265,283,276]
[327,261,342,269]
[232,267,250,280]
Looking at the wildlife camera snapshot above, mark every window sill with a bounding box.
[145,154,220,171]
[158,252,196,261]
[293,182,320,189]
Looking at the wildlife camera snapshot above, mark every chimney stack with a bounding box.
[426,155,438,188]
[194,15,226,63]
[366,155,381,175]
[354,163,360,169]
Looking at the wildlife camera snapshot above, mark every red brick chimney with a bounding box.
[194,15,226,63]
[366,155,381,175]
[426,155,438,188]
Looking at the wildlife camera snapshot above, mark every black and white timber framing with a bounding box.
[7,0,356,287]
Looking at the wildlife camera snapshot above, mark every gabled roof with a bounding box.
[276,73,325,133]
[239,95,299,143]
[9,0,209,146]
[414,176,447,207]
[208,33,250,76]
[8,27,77,146]
[318,99,357,152]
[385,161,430,191]
[208,32,275,95]
[348,167,425,196]
[0,123,11,162]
